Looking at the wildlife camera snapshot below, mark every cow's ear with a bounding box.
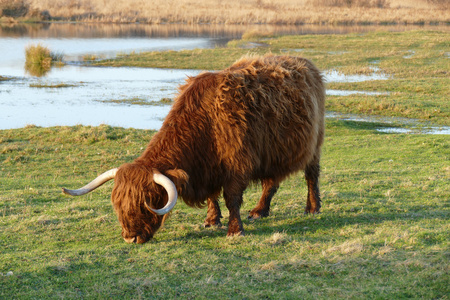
[165,169,189,191]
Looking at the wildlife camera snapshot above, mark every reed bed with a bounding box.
[3,0,448,25]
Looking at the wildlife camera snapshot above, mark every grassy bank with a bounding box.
[1,122,449,298]
[1,0,449,25]
[94,30,450,125]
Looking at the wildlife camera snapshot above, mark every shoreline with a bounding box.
[2,17,449,27]
[2,20,450,26]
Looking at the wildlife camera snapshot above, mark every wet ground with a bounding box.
[1,23,448,134]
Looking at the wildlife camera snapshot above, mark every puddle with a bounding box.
[403,50,415,59]
[324,67,389,96]
[327,112,450,135]
[325,69,390,82]
[327,90,389,96]
[423,127,450,135]
[325,70,390,96]
[327,51,348,55]
[280,48,305,53]
[377,127,450,135]
[327,111,409,123]
[376,128,414,134]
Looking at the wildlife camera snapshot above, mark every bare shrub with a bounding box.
[0,0,29,17]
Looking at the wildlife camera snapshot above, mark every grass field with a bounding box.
[1,30,449,298]
[0,121,448,298]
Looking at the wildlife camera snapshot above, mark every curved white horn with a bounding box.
[62,168,118,196]
[148,171,178,215]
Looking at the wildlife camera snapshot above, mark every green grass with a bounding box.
[93,30,449,125]
[1,122,448,298]
[0,76,12,81]
[29,83,79,88]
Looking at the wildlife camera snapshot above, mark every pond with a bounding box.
[1,23,448,133]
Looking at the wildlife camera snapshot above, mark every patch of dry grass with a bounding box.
[2,0,447,25]
[24,43,63,76]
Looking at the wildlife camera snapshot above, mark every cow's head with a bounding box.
[63,164,187,244]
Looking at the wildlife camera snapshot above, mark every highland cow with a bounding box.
[63,55,325,244]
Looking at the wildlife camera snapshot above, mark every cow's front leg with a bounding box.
[204,192,222,227]
[223,185,245,237]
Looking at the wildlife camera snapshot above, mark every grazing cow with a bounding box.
[63,55,325,244]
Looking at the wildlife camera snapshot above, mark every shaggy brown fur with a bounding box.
[111,54,325,243]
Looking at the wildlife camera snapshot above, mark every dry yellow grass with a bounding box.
[22,0,449,25]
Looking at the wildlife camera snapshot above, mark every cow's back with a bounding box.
[212,55,325,181]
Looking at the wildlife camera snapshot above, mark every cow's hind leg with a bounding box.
[248,178,279,220]
[204,192,222,227]
[304,161,321,214]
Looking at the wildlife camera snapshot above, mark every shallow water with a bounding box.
[1,65,394,130]
[0,37,213,74]
[1,66,201,129]
[1,23,447,133]
[0,25,214,129]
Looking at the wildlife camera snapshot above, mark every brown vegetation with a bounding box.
[0,0,448,25]
[24,43,63,76]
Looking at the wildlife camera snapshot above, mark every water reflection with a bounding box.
[25,59,52,77]
[3,22,447,39]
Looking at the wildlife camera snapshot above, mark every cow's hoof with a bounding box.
[226,231,244,237]
[248,209,269,220]
[203,219,222,228]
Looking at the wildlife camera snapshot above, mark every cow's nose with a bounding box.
[123,236,137,244]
